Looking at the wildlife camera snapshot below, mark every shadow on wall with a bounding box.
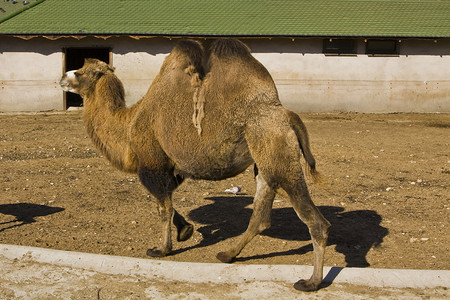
[242,38,450,56]
[2,36,449,57]
[183,196,388,268]
[0,36,177,56]
[0,203,64,233]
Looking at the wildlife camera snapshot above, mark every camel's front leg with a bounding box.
[147,194,173,257]
[138,167,193,257]
[146,202,193,257]
[173,209,194,242]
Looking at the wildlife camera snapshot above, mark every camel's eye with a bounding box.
[74,72,80,78]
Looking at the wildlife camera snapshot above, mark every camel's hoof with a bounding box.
[216,252,236,263]
[293,279,320,292]
[177,224,194,242]
[146,247,169,258]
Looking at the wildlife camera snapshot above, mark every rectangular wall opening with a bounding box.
[323,39,356,55]
[63,48,110,109]
[366,40,398,56]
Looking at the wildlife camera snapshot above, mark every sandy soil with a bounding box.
[0,112,449,271]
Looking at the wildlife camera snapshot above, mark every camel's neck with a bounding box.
[83,73,139,173]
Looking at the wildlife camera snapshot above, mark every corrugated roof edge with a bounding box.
[0,0,46,24]
[4,33,449,40]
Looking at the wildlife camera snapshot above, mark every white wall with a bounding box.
[246,38,450,113]
[111,38,172,106]
[0,37,63,111]
[0,36,449,112]
[0,36,175,111]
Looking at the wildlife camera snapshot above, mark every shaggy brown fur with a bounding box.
[60,38,330,292]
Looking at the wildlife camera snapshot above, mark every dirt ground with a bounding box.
[0,111,449,272]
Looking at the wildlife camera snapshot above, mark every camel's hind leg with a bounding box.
[217,173,276,263]
[285,179,330,291]
[244,116,330,291]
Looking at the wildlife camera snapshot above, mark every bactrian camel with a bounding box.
[59,38,331,291]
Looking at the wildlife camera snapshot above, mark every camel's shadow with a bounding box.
[0,203,65,232]
[183,196,388,267]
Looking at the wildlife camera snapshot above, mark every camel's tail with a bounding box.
[286,110,322,184]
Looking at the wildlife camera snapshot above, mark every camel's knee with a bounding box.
[248,212,271,235]
[257,205,272,233]
[258,220,271,233]
[252,174,275,233]
[310,216,331,245]
[156,204,172,221]
[289,193,330,244]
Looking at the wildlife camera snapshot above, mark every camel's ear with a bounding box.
[84,58,98,65]
[97,64,115,74]
[84,58,115,75]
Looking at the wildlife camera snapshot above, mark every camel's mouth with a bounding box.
[59,81,71,92]
[59,71,78,94]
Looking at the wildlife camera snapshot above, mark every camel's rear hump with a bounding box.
[203,39,279,108]
[209,38,252,60]
[207,39,270,76]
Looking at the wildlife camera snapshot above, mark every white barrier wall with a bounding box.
[247,38,450,113]
[0,36,449,112]
[0,37,64,111]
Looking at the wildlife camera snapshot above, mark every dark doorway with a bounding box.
[64,48,110,109]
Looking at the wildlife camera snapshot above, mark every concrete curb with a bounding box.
[1,244,448,289]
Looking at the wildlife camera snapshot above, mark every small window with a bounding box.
[323,39,356,55]
[366,40,398,55]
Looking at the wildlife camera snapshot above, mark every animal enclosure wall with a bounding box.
[0,37,63,112]
[0,36,449,112]
[247,38,450,113]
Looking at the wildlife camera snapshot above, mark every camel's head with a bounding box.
[60,58,115,96]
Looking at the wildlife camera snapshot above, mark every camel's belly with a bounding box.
[169,136,254,181]
[175,159,253,181]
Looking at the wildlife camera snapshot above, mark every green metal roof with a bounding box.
[0,0,43,23]
[0,0,449,38]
